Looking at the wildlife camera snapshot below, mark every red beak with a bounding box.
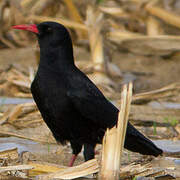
[12,24,39,34]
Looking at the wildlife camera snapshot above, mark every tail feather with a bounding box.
[124,123,163,156]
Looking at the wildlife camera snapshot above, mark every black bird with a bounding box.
[13,22,163,166]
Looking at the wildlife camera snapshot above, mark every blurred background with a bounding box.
[0,0,180,179]
[2,0,180,96]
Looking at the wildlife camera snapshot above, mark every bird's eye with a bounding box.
[47,27,52,33]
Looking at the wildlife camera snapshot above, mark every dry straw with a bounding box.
[99,82,133,180]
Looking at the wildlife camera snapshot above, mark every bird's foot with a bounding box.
[68,154,77,167]
[95,150,99,155]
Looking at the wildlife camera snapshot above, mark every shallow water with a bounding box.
[153,139,180,152]
[0,97,34,105]
[149,101,180,109]
[0,137,59,154]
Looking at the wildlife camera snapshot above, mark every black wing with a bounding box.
[67,71,163,156]
[67,76,118,129]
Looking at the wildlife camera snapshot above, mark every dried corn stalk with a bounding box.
[145,3,180,29]
[99,82,133,180]
[86,6,104,72]
[86,6,117,86]
[147,16,163,36]
[63,0,87,39]
[36,159,99,180]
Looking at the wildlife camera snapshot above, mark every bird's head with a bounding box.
[12,21,71,49]
[12,21,74,66]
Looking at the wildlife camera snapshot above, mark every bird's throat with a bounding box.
[39,45,75,72]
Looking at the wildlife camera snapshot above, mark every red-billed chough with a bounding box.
[13,22,163,166]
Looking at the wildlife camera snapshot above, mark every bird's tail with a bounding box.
[124,122,163,157]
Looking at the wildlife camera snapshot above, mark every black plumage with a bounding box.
[13,22,163,165]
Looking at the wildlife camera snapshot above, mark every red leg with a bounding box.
[68,154,77,167]
[95,150,99,155]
